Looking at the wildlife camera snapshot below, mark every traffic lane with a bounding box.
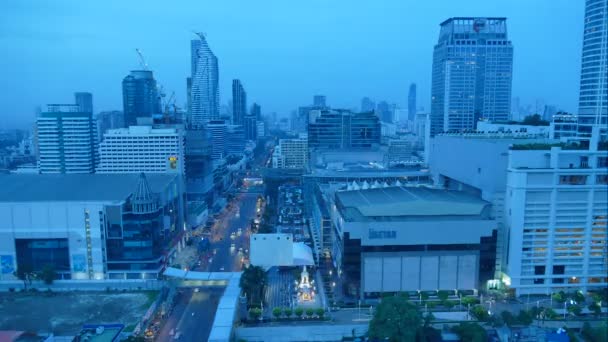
[175,287,224,341]
[156,288,192,341]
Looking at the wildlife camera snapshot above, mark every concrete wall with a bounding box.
[235,323,368,342]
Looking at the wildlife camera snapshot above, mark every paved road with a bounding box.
[155,287,224,341]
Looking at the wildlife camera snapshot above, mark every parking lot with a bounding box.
[277,185,308,243]
[0,291,155,335]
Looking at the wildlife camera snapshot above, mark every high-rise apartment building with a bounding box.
[36,104,98,174]
[232,79,247,126]
[122,70,160,127]
[75,92,93,113]
[190,33,219,127]
[577,0,608,138]
[430,17,514,136]
[243,115,257,141]
[206,120,227,160]
[226,125,246,156]
[251,103,261,120]
[308,110,380,149]
[97,126,184,174]
[408,83,416,122]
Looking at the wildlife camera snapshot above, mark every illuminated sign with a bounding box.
[169,156,178,169]
[369,229,396,239]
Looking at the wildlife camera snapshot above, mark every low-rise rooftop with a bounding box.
[0,173,178,203]
[336,186,490,221]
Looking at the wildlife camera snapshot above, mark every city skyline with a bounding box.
[1,0,584,128]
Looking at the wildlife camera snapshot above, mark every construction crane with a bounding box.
[135,48,148,70]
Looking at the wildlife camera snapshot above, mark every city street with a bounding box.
[155,287,224,341]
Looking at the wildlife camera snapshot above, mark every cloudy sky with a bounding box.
[0,0,583,128]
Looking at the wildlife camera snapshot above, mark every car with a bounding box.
[238,247,243,253]
[230,243,236,249]
[194,288,200,293]
[174,332,181,340]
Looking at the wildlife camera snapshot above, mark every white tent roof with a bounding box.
[292,242,315,266]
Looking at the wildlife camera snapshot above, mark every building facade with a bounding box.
[430,17,514,136]
[97,111,125,141]
[232,79,247,126]
[206,120,228,160]
[272,135,308,169]
[408,83,416,122]
[190,33,220,127]
[504,134,608,295]
[74,92,93,113]
[37,105,98,174]
[97,126,185,174]
[577,0,608,138]
[0,173,185,281]
[122,70,160,127]
[308,110,381,150]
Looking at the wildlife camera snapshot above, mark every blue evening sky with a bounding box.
[0,0,583,128]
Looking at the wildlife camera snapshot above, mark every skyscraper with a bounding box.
[430,17,513,135]
[376,101,392,123]
[74,92,93,113]
[37,104,98,174]
[190,33,220,127]
[251,103,261,120]
[408,83,416,121]
[360,97,375,112]
[232,79,247,126]
[122,70,159,127]
[308,110,381,149]
[577,0,608,138]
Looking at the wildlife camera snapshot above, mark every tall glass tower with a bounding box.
[578,0,608,138]
[232,79,247,126]
[122,70,159,127]
[430,17,513,136]
[408,83,416,121]
[190,33,219,128]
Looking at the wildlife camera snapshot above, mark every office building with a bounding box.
[97,126,185,174]
[505,130,608,295]
[326,186,495,298]
[97,111,124,140]
[256,121,265,139]
[243,115,257,141]
[74,92,93,113]
[308,110,381,150]
[376,101,392,123]
[313,95,327,108]
[360,97,375,113]
[272,134,308,169]
[387,139,414,165]
[430,17,514,135]
[37,104,98,174]
[226,125,246,156]
[408,83,416,122]
[577,0,608,138]
[122,70,160,127]
[190,33,220,127]
[551,112,579,140]
[206,120,228,160]
[184,129,214,205]
[232,79,247,126]
[0,173,184,281]
[251,103,261,120]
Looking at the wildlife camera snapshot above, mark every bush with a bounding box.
[470,305,490,321]
[517,310,533,325]
[295,307,304,318]
[544,308,558,319]
[589,303,602,317]
[248,308,262,320]
[501,311,516,326]
[552,291,566,303]
[315,307,325,318]
[305,308,314,317]
[567,304,582,316]
[443,300,455,310]
[272,307,282,319]
[420,292,430,301]
[462,296,478,306]
[284,308,293,318]
[437,290,450,302]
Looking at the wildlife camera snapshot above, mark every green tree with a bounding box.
[462,296,478,306]
[40,264,56,285]
[248,308,262,320]
[571,291,585,304]
[368,296,422,342]
[295,307,304,318]
[14,263,34,290]
[567,304,582,316]
[552,291,566,303]
[588,303,602,317]
[452,322,488,342]
[501,311,516,326]
[437,290,450,302]
[517,310,533,326]
[315,307,325,319]
[284,308,293,318]
[239,265,267,306]
[443,300,455,310]
[305,308,314,318]
[470,305,490,321]
[272,307,282,319]
[544,308,558,319]
[582,322,608,342]
[522,114,550,126]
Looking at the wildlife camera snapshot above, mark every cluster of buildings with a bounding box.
[0,33,270,284]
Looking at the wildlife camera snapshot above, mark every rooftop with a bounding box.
[336,186,490,221]
[0,173,178,203]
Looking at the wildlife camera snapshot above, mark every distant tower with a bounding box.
[122,70,159,127]
[232,79,247,126]
[360,97,375,112]
[408,84,416,121]
[74,92,93,113]
[251,103,261,120]
[577,0,608,138]
[313,95,327,108]
[430,17,513,135]
[190,33,220,128]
